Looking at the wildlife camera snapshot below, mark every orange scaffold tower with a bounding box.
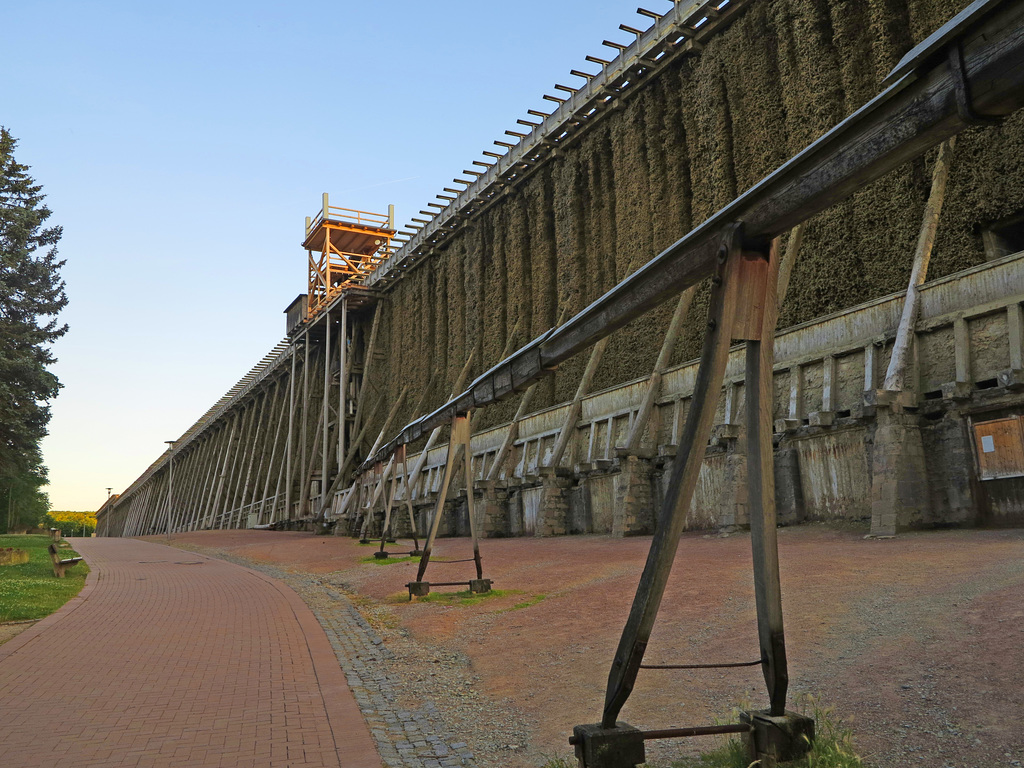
[302,193,395,317]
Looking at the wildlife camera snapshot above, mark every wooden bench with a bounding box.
[47,543,83,578]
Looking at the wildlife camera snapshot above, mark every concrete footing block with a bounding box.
[571,722,645,768]
[468,578,492,594]
[998,368,1024,390]
[941,381,973,400]
[373,550,390,559]
[407,581,430,597]
[773,418,801,433]
[807,410,835,427]
[740,709,815,765]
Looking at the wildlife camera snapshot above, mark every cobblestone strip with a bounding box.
[214,555,477,768]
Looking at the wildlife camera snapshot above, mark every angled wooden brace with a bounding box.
[572,224,796,768]
[376,444,422,556]
[409,412,489,597]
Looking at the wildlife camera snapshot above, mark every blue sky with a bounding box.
[5,0,656,509]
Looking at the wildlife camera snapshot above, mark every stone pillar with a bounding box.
[612,453,655,536]
[773,441,805,526]
[713,431,748,531]
[869,405,932,536]
[536,468,573,536]
[476,480,510,538]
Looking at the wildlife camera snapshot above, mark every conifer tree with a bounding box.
[0,127,67,531]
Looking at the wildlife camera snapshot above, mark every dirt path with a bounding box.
[161,526,1024,767]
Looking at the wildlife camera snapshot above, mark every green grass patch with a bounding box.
[672,696,866,768]
[389,588,519,606]
[357,538,410,546]
[360,554,417,565]
[505,593,547,612]
[0,535,89,623]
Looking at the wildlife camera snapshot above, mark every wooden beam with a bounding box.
[487,312,563,481]
[359,456,396,540]
[352,303,383,441]
[547,336,609,470]
[745,238,789,715]
[284,343,299,520]
[312,392,384,522]
[776,223,805,307]
[602,224,746,728]
[415,414,471,583]
[884,139,955,392]
[624,286,696,452]
[405,351,477,498]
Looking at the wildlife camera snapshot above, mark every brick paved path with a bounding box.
[0,538,381,768]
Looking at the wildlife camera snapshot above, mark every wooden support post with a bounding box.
[743,238,789,716]
[193,430,221,530]
[298,398,326,519]
[322,312,332,499]
[369,386,409,458]
[601,224,746,728]
[339,297,348,468]
[415,414,470,583]
[377,446,406,553]
[297,336,313,518]
[548,337,609,470]
[170,448,197,532]
[312,392,384,522]
[187,436,218,530]
[222,403,256,527]
[464,413,484,580]
[487,387,538,481]
[251,381,283,523]
[486,314,554,481]
[400,446,420,549]
[284,342,299,521]
[374,377,435,547]
[776,223,805,307]
[183,444,207,529]
[206,416,238,528]
[237,390,269,525]
[359,457,395,540]
[352,303,382,441]
[884,139,955,392]
[218,410,248,528]
[624,286,695,452]
[405,352,477,498]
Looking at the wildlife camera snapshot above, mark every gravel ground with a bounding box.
[165,526,1024,768]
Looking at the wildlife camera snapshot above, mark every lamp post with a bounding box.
[164,441,176,542]
[104,488,111,537]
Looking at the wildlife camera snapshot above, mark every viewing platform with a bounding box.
[303,194,395,317]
